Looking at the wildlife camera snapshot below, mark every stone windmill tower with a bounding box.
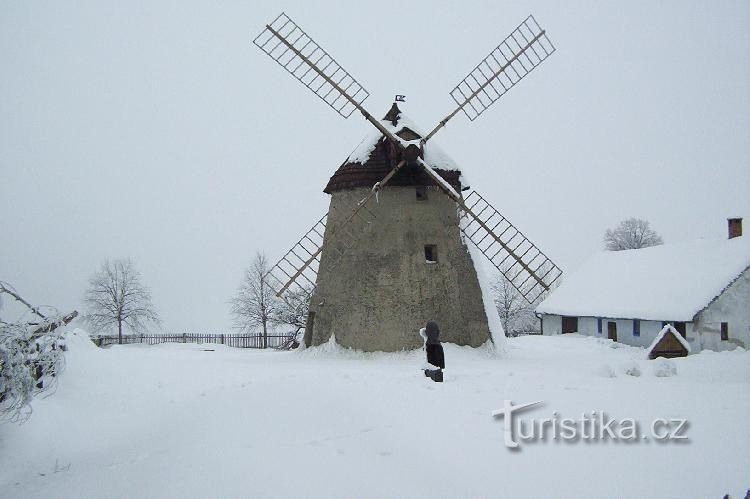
[253,13,562,351]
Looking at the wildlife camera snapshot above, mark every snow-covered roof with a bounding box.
[536,236,750,321]
[647,324,691,355]
[345,113,461,173]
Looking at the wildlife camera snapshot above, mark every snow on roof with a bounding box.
[536,236,750,321]
[646,324,691,355]
[345,113,461,172]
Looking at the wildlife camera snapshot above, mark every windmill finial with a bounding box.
[383,102,401,125]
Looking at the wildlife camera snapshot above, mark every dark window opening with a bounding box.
[674,322,687,338]
[721,322,729,341]
[424,245,438,263]
[416,186,428,201]
[561,316,578,334]
[633,319,640,337]
[397,127,421,141]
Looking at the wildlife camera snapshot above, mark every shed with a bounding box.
[647,324,691,359]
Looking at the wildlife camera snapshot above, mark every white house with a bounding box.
[536,219,749,353]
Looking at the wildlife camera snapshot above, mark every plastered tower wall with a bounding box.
[305,185,492,352]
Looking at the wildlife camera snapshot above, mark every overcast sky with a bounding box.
[2,1,748,333]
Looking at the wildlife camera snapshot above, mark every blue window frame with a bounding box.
[633,319,641,337]
[597,318,602,335]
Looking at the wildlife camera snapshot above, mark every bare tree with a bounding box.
[230,252,277,348]
[491,273,537,336]
[604,218,663,251]
[1,281,77,422]
[83,259,159,344]
[274,285,311,346]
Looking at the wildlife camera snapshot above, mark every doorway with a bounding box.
[607,321,617,342]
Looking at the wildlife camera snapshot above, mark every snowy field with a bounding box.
[1,331,748,499]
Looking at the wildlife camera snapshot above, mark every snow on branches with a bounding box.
[0,281,77,422]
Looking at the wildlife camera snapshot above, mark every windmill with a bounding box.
[253,13,562,351]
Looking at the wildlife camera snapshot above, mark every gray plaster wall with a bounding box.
[305,185,491,352]
[693,266,750,350]
[541,314,666,347]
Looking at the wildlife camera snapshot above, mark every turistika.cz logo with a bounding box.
[492,400,689,449]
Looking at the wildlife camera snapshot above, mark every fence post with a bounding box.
[221,334,225,345]
[183,333,187,343]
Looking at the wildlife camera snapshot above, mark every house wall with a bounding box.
[541,314,679,349]
[306,185,491,352]
[692,267,750,351]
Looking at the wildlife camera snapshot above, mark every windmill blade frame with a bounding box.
[415,158,561,303]
[254,11,404,147]
[253,12,370,119]
[422,15,555,144]
[265,214,328,302]
[458,190,563,304]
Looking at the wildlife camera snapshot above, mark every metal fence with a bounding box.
[90,333,298,349]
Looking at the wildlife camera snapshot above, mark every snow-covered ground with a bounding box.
[1,331,748,499]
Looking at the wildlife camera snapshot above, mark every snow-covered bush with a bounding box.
[0,320,68,421]
[621,360,642,377]
[1,281,76,422]
[652,358,677,377]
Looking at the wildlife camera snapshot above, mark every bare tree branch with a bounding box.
[491,270,538,336]
[0,281,47,319]
[230,252,278,347]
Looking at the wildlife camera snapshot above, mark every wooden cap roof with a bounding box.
[323,104,462,194]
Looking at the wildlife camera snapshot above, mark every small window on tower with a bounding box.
[416,186,428,201]
[721,322,729,341]
[424,245,438,263]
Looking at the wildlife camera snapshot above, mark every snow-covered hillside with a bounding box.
[1,331,748,498]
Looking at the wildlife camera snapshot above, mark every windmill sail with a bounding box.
[253,13,370,119]
[422,15,555,144]
[458,190,562,304]
[415,159,561,304]
[449,15,555,122]
[265,214,327,301]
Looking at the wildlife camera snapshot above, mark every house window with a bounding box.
[633,319,640,337]
[561,316,578,334]
[424,245,438,263]
[416,186,428,201]
[674,322,687,338]
[597,318,602,335]
[721,322,729,341]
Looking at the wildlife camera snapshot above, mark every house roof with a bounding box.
[536,236,750,321]
[323,104,464,194]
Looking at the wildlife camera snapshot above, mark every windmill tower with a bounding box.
[253,13,562,351]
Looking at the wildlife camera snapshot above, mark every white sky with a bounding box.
[2,1,748,333]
